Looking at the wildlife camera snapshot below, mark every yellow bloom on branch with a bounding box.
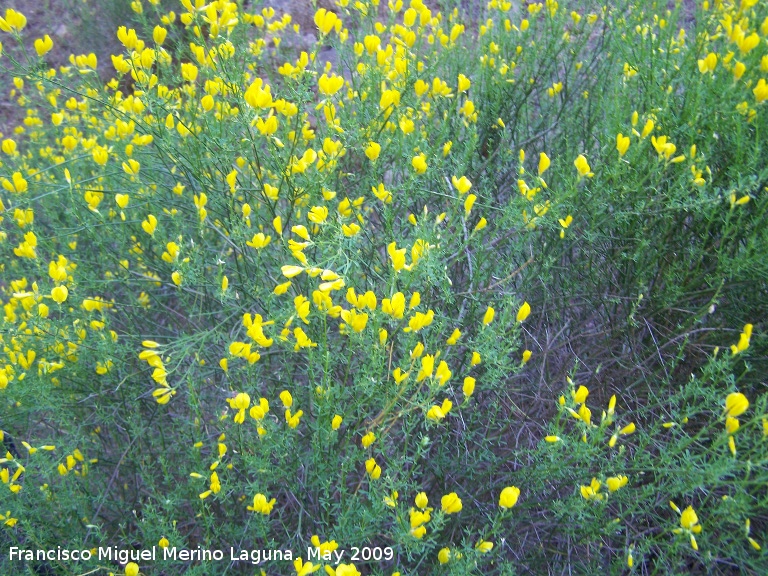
[499,486,520,508]
[574,154,594,178]
[697,52,717,74]
[34,35,53,57]
[0,9,27,33]
[247,493,276,515]
[412,153,427,174]
[724,392,749,417]
[517,301,531,322]
[616,133,630,156]
[441,492,462,513]
[365,141,381,161]
[452,175,472,194]
[51,285,69,304]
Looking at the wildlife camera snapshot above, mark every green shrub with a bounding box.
[0,0,766,574]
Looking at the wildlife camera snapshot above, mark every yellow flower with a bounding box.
[516,301,531,322]
[285,408,303,428]
[331,415,342,430]
[446,328,461,345]
[572,385,589,404]
[249,398,270,420]
[680,506,701,531]
[125,563,139,576]
[438,548,451,564]
[382,293,405,318]
[383,491,398,507]
[333,564,361,576]
[464,194,477,216]
[619,422,636,435]
[361,432,376,448]
[92,146,109,166]
[387,242,408,272]
[51,285,69,304]
[452,175,472,194]
[616,133,630,156]
[314,8,340,35]
[724,392,749,417]
[745,518,761,550]
[606,475,628,491]
[34,35,53,57]
[340,308,368,333]
[639,118,655,139]
[441,492,462,514]
[580,478,602,500]
[415,492,429,509]
[247,493,276,515]
[0,9,27,33]
[181,62,198,82]
[380,88,401,110]
[141,214,157,236]
[755,79,768,104]
[365,141,381,161]
[1,138,17,155]
[673,505,702,550]
[153,25,167,44]
[463,376,476,397]
[318,73,344,96]
[538,152,551,175]
[416,354,434,382]
[730,324,752,355]
[651,135,677,159]
[412,153,427,174]
[499,486,520,508]
[697,52,717,74]
[475,540,494,553]
[738,32,760,54]
[294,558,321,576]
[573,154,594,178]
[365,457,381,479]
[427,399,453,421]
[123,158,141,176]
[435,361,452,385]
[115,194,130,209]
[342,223,361,236]
[483,306,495,325]
[229,393,250,424]
[733,61,746,80]
[308,206,328,224]
[457,73,471,92]
[281,265,304,278]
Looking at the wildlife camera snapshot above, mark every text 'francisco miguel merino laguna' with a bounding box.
[8,546,366,566]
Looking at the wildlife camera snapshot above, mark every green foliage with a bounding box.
[0,0,766,575]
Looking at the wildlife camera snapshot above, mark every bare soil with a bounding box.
[0,0,125,135]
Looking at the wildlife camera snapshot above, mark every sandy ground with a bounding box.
[1,0,129,134]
